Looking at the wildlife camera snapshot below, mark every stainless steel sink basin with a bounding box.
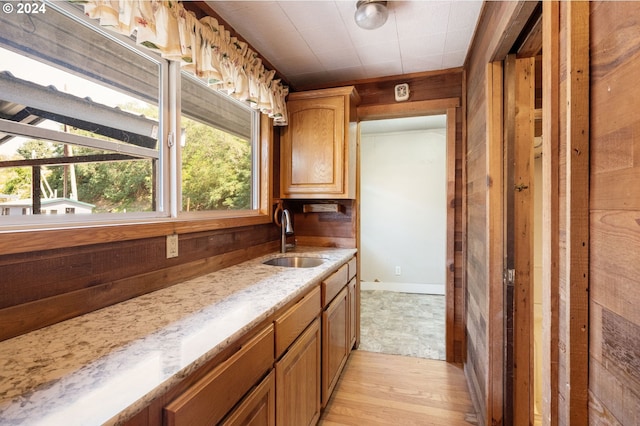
[263,256,324,268]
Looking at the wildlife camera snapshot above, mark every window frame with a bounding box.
[0,2,273,256]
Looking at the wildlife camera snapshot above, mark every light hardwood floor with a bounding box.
[319,350,477,426]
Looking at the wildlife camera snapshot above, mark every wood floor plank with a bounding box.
[319,350,477,426]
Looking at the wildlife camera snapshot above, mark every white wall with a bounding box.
[360,127,447,295]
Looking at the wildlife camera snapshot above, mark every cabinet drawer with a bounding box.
[275,286,321,358]
[164,324,275,426]
[322,263,348,307]
[347,257,357,281]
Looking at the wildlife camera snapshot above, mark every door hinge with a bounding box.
[505,269,515,287]
[168,132,175,148]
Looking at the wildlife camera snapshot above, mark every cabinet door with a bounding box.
[281,95,345,198]
[221,370,275,426]
[321,286,349,407]
[275,318,321,426]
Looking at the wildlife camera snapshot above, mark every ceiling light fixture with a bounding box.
[354,0,388,30]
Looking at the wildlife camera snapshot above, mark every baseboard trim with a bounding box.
[360,281,445,295]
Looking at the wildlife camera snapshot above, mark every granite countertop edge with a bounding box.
[0,246,357,425]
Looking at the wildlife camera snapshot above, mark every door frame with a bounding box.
[507,53,537,425]
[357,98,460,363]
[488,53,537,426]
[484,2,591,424]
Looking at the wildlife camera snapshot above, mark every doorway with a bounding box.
[358,115,448,361]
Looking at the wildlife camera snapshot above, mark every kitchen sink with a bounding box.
[263,256,325,268]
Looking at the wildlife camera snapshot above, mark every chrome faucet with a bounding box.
[281,209,294,253]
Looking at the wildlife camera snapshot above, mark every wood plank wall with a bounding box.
[463,2,536,425]
[284,200,357,249]
[542,3,560,424]
[589,2,640,424]
[0,224,280,342]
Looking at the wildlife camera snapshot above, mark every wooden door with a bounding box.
[321,286,349,407]
[504,54,536,426]
[275,318,321,426]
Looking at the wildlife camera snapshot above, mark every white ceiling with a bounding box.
[205,0,484,90]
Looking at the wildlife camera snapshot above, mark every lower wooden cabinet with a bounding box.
[275,318,321,426]
[221,370,276,426]
[321,286,349,407]
[123,257,358,426]
[164,325,274,426]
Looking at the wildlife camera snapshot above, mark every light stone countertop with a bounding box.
[0,247,357,425]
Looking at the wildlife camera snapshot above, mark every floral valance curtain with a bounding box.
[83,0,289,125]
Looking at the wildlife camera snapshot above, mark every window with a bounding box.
[0,2,269,232]
[180,73,258,213]
[0,4,161,223]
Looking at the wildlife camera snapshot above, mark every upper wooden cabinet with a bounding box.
[280,86,360,199]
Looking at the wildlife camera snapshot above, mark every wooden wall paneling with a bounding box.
[589,214,640,324]
[463,3,541,425]
[0,236,169,308]
[357,98,459,121]
[458,68,468,363]
[464,25,489,418]
[0,216,274,257]
[542,2,560,425]
[486,61,504,426]
[589,2,640,212]
[589,2,640,424]
[446,107,457,363]
[565,2,590,424]
[0,225,280,341]
[464,10,499,423]
[337,68,463,104]
[589,301,640,425]
[513,56,535,426]
[285,200,356,249]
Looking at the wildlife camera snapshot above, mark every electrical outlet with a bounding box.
[395,266,401,276]
[166,234,179,258]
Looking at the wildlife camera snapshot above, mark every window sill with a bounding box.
[0,213,273,256]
